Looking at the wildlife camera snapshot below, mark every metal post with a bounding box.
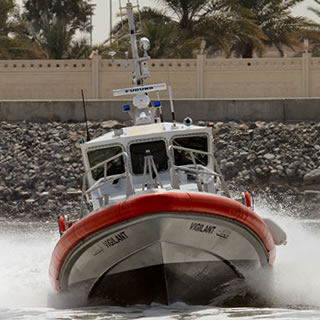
[90,14,93,46]
[168,86,176,126]
[197,54,205,98]
[109,0,113,45]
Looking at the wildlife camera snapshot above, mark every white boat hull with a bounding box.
[55,211,270,305]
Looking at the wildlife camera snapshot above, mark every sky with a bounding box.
[16,0,320,45]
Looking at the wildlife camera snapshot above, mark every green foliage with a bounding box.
[157,0,212,31]
[0,37,46,59]
[141,20,196,58]
[227,0,319,57]
[0,0,17,36]
[0,0,46,59]
[151,0,320,58]
[1,0,320,59]
[198,1,266,57]
[103,7,195,59]
[308,0,320,56]
[23,0,95,59]
[66,38,92,59]
[23,0,94,33]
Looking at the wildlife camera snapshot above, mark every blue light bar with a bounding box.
[153,100,161,107]
[123,104,131,111]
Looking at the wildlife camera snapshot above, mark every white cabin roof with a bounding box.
[84,122,211,148]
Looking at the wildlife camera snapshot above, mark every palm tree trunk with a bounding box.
[242,43,253,58]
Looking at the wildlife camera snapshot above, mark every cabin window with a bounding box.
[87,146,125,180]
[130,140,168,174]
[172,136,208,166]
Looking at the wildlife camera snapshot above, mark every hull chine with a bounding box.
[89,259,243,306]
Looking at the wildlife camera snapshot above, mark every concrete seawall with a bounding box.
[1,98,320,122]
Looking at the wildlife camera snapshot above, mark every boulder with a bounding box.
[263,153,275,161]
[303,168,320,185]
[1,120,320,221]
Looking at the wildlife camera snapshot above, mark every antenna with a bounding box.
[157,92,164,122]
[111,1,165,126]
[168,86,176,127]
[109,0,113,45]
[112,1,151,85]
[81,89,91,142]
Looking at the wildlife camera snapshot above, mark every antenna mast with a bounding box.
[126,2,141,84]
[109,0,113,45]
[120,1,150,86]
[113,1,166,125]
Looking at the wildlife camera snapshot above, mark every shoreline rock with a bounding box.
[0,120,319,222]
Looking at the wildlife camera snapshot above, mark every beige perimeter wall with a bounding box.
[0,53,319,100]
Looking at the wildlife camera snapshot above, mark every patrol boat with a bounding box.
[49,1,287,306]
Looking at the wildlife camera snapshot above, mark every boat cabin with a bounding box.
[80,122,224,215]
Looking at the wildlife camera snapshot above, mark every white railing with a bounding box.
[80,145,231,217]
[168,145,230,197]
[80,151,135,217]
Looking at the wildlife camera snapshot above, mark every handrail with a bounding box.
[168,145,230,197]
[168,145,215,170]
[86,151,126,174]
[80,151,134,217]
[80,145,231,217]
[174,164,221,177]
[168,144,214,169]
[169,145,213,157]
[85,173,127,195]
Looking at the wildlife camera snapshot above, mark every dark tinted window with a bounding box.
[173,136,208,166]
[88,146,125,180]
[130,140,168,174]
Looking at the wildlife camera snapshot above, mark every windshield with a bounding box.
[172,135,208,166]
[87,146,125,180]
[130,140,168,174]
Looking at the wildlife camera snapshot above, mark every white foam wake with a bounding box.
[0,222,58,308]
[0,203,319,309]
[254,202,320,308]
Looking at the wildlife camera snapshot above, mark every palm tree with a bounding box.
[196,2,266,57]
[22,0,94,59]
[157,0,211,31]
[0,37,46,59]
[158,0,320,58]
[0,0,15,36]
[230,0,319,57]
[308,0,320,56]
[141,20,196,58]
[66,38,92,59]
[105,0,318,59]
[110,7,171,43]
[106,2,265,58]
[0,0,45,59]
[104,7,195,59]
[31,16,73,59]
